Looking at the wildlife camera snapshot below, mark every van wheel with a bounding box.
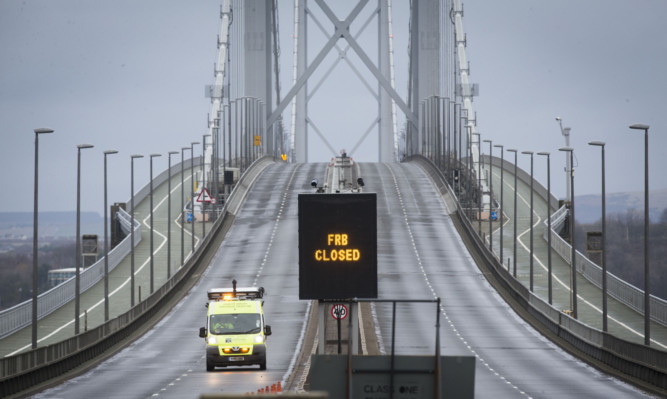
[206,362,214,372]
[259,358,267,370]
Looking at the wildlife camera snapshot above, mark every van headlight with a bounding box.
[254,335,264,344]
[207,336,218,345]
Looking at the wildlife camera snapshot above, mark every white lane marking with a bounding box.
[384,163,531,398]
[7,174,197,357]
[493,169,666,349]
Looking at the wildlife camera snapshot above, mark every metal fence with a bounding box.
[0,209,141,339]
[545,206,667,327]
[413,156,666,391]
[0,156,276,397]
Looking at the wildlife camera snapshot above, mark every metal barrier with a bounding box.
[412,156,667,394]
[545,206,667,327]
[0,208,141,339]
[0,156,276,398]
[0,157,203,339]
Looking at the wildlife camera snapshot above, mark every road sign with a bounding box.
[281,154,287,161]
[331,304,348,320]
[254,135,261,146]
[196,188,213,203]
[491,211,498,220]
[298,193,378,300]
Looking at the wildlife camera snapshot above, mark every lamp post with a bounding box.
[559,147,577,318]
[494,144,504,266]
[103,150,118,322]
[202,135,210,238]
[537,151,553,305]
[629,123,650,345]
[191,141,200,252]
[556,117,572,203]
[587,141,607,330]
[522,151,534,292]
[31,127,54,348]
[472,133,481,235]
[507,149,518,277]
[167,151,178,280]
[75,143,94,335]
[130,154,144,307]
[483,139,493,253]
[181,146,190,265]
[149,153,161,294]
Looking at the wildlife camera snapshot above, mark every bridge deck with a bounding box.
[0,168,200,357]
[481,162,667,349]
[1,161,665,358]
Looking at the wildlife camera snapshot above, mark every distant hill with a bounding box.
[575,188,667,224]
[0,211,103,239]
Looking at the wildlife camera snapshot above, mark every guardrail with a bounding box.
[0,208,141,339]
[413,156,666,394]
[0,156,276,398]
[0,157,206,340]
[545,206,667,327]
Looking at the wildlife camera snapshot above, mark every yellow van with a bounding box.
[199,281,272,371]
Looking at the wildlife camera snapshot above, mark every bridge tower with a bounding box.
[282,0,402,163]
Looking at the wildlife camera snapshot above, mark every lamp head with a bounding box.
[588,141,605,147]
[34,127,54,134]
[77,144,94,150]
[104,150,119,155]
[629,123,649,130]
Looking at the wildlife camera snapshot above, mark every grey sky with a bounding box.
[1,1,666,215]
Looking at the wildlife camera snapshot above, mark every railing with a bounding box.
[0,156,276,397]
[0,157,205,340]
[0,209,141,339]
[545,206,667,327]
[413,155,666,392]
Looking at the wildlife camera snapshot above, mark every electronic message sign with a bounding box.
[298,193,377,300]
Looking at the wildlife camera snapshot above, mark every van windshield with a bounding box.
[209,313,261,335]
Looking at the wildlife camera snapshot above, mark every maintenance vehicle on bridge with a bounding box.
[199,280,272,371]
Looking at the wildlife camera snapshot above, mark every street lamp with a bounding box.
[629,123,650,345]
[202,135,211,238]
[483,139,493,254]
[587,141,607,330]
[149,153,161,294]
[181,146,191,266]
[75,143,94,335]
[494,144,505,266]
[522,151,534,292]
[103,150,118,322]
[556,117,572,203]
[472,133,481,235]
[32,127,54,349]
[537,151,553,305]
[559,147,577,318]
[191,141,200,252]
[507,149,518,277]
[167,151,178,280]
[130,154,144,307]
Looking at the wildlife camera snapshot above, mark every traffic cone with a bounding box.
[277,381,282,392]
[266,385,270,393]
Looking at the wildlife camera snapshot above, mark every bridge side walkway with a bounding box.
[0,168,202,357]
[479,162,667,349]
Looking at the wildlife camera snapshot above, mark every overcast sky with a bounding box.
[1,1,666,215]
